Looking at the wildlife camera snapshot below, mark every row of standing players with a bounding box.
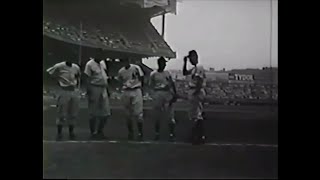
[46,50,207,144]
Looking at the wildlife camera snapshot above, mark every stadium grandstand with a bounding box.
[43,0,176,67]
[43,0,177,95]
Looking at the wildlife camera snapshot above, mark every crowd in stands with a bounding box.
[43,19,170,55]
[43,79,278,105]
[43,87,153,102]
[174,80,278,101]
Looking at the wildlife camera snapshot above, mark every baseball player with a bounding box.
[84,57,111,140]
[182,50,207,144]
[117,58,145,141]
[149,57,178,142]
[46,60,81,141]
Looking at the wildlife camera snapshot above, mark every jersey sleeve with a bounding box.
[166,71,174,82]
[46,63,60,75]
[100,61,107,71]
[74,64,81,76]
[116,68,123,81]
[136,65,144,77]
[149,71,156,86]
[84,62,92,77]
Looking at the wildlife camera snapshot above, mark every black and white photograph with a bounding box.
[43,0,278,178]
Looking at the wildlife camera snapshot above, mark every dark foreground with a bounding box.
[43,105,278,179]
[43,141,277,179]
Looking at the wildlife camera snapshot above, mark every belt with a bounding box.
[123,87,141,91]
[154,88,170,91]
[189,87,204,89]
[60,86,75,91]
[89,84,107,88]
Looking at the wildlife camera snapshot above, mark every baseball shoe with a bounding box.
[191,135,200,145]
[169,134,176,142]
[199,136,206,144]
[192,140,199,145]
[154,133,160,141]
[56,134,63,141]
[69,133,76,140]
[137,133,144,142]
[89,133,98,140]
[128,133,134,141]
[192,136,206,145]
[96,133,107,140]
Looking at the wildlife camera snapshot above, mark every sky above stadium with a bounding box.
[143,0,278,70]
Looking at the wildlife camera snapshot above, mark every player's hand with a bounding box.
[183,56,188,63]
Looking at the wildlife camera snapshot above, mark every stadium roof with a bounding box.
[43,32,176,58]
[43,0,176,58]
[120,0,177,17]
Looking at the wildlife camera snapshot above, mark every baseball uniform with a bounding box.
[149,70,176,124]
[149,69,177,141]
[118,63,145,140]
[84,59,111,118]
[118,64,144,122]
[46,62,81,126]
[186,65,206,121]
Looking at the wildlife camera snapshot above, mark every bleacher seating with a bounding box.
[43,19,172,56]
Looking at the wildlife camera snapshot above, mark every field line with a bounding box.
[43,140,278,148]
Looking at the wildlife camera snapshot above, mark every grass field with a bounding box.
[43,102,278,178]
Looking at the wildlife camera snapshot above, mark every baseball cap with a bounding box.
[158,56,168,63]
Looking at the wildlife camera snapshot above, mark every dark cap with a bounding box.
[188,50,198,57]
[157,56,168,63]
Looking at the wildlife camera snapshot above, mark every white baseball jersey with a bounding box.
[46,62,80,87]
[149,70,173,90]
[187,65,206,88]
[84,59,108,86]
[118,64,144,89]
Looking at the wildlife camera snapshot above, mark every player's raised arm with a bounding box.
[183,56,192,76]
